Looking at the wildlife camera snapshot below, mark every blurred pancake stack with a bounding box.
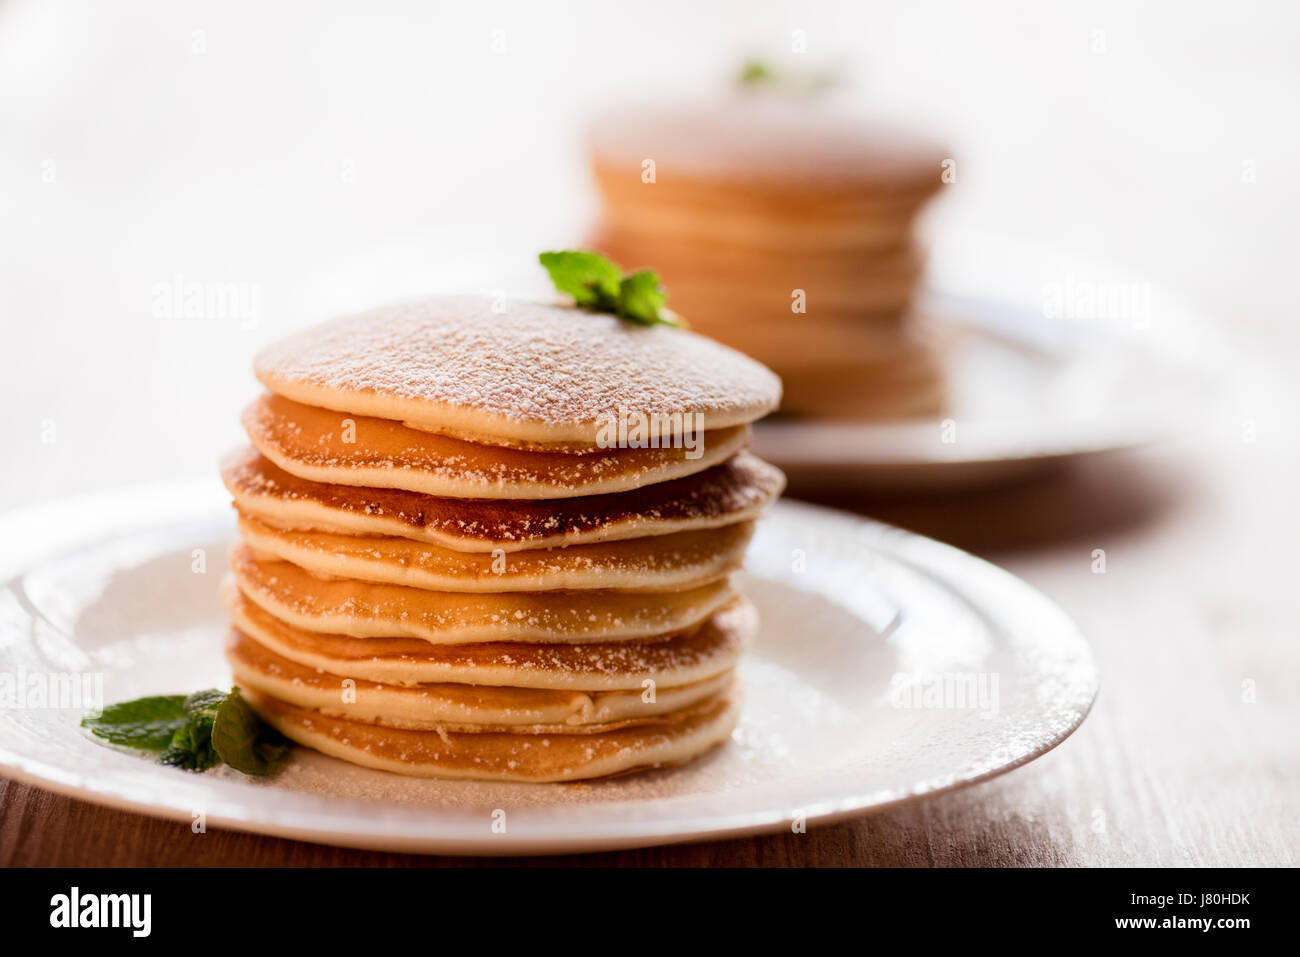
[588,93,949,420]
[219,296,784,781]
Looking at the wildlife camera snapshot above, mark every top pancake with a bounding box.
[589,98,948,195]
[254,296,782,447]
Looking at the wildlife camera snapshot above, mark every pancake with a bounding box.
[221,446,784,552]
[652,311,933,371]
[245,686,740,782]
[592,262,920,326]
[253,296,781,447]
[614,266,918,326]
[229,543,735,644]
[588,99,947,194]
[222,578,753,689]
[236,512,754,593]
[226,627,734,732]
[588,181,924,253]
[242,392,750,500]
[592,231,925,311]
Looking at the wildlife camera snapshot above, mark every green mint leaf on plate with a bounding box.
[84,687,289,776]
[81,694,190,750]
[212,688,290,776]
[618,270,671,326]
[184,688,228,718]
[158,726,220,771]
[539,250,680,327]
[157,688,226,770]
[538,250,622,311]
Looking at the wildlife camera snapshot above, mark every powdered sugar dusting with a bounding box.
[254,296,780,430]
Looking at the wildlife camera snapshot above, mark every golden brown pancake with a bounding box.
[657,309,929,369]
[245,686,740,782]
[221,446,784,552]
[593,231,924,314]
[588,182,925,253]
[252,296,781,446]
[229,543,736,644]
[226,627,734,732]
[242,391,750,500]
[222,578,753,689]
[236,512,754,593]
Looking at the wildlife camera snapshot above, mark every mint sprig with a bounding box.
[157,689,224,770]
[539,250,680,327]
[83,687,289,777]
[736,57,840,93]
[212,689,290,775]
[81,694,191,750]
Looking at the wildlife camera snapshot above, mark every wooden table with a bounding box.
[2,0,1296,868]
[5,417,1296,866]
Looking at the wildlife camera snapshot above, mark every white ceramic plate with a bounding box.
[0,481,1097,855]
[751,231,1221,491]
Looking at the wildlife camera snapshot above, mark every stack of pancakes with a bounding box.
[588,98,949,420]
[220,296,784,781]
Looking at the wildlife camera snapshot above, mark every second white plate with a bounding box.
[752,231,1219,491]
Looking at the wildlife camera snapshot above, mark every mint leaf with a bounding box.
[736,57,839,93]
[82,695,189,750]
[155,687,226,769]
[184,688,226,720]
[618,270,674,326]
[737,58,776,86]
[538,251,622,311]
[158,724,219,771]
[212,688,289,776]
[84,687,289,776]
[157,690,225,770]
[539,251,679,327]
